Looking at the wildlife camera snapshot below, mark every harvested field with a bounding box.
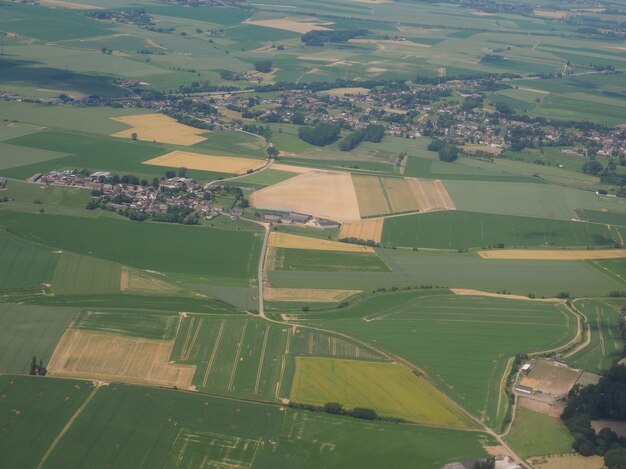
[462,144,502,155]
[38,0,101,9]
[244,17,331,34]
[48,328,196,389]
[143,150,265,174]
[289,287,350,304]
[340,218,384,244]
[451,289,563,303]
[533,9,568,18]
[529,455,604,469]
[382,178,455,213]
[478,249,626,260]
[112,114,207,146]
[251,171,361,222]
[271,163,318,174]
[268,232,374,253]
[352,175,390,217]
[265,287,361,302]
[350,39,431,48]
[318,87,370,96]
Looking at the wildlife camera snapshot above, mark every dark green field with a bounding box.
[382,211,617,250]
[0,229,58,291]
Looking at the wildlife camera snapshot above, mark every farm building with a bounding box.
[514,384,533,394]
[317,219,341,229]
[284,212,311,224]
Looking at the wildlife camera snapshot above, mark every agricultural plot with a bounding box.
[36,383,493,469]
[505,407,574,459]
[478,249,626,260]
[565,300,625,373]
[269,247,390,272]
[0,375,94,469]
[382,211,618,250]
[352,175,391,217]
[306,290,578,430]
[0,229,59,291]
[0,303,76,373]
[382,177,455,213]
[120,267,182,295]
[72,310,179,340]
[288,328,383,361]
[290,357,474,428]
[268,231,374,252]
[112,114,207,146]
[52,251,121,295]
[518,359,581,398]
[143,150,266,174]
[265,287,361,302]
[0,212,262,285]
[339,218,385,244]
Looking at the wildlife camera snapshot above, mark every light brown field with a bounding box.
[472,11,495,16]
[112,114,207,146]
[318,87,370,96]
[350,38,431,48]
[529,454,603,469]
[352,175,390,217]
[533,9,568,18]
[462,144,502,155]
[47,328,196,389]
[518,396,564,418]
[265,287,361,302]
[518,87,550,95]
[251,171,361,221]
[120,267,181,294]
[271,163,318,174]
[382,178,455,213]
[340,218,384,244]
[244,17,331,34]
[477,249,626,260]
[451,288,563,303]
[39,0,101,9]
[144,150,266,174]
[591,420,626,438]
[269,232,374,252]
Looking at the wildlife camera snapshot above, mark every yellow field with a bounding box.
[244,17,331,33]
[290,357,474,427]
[352,175,390,217]
[251,171,361,222]
[265,287,361,302]
[143,150,266,174]
[382,178,455,213]
[47,329,196,389]
[270,163,317,174]
[477,249,626,260]
[533,9,568,18]
[112,114,207,146]
[268,232,374,252]
[339,218,384,243]
[39,0,101,9]
[318,87,370,96]
[451,288,563,303]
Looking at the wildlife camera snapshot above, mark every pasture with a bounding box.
[290,357,475,427]
[0,303,76,373]
[505,407,573,458]
[382,211,618,250]
[0,375,94,469]
[301,290,578,429]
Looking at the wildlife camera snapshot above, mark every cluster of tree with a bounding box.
[414,72,520,85]
[29,356,47,376]
[561,363,626,468]
[298,122,341,146]
[137,49,166,55]
[461,95,484,112]
[177,82,238,94]
[301,29,368,46]
[620,306,626,342]
[289,401,392,422]
[253,60,272,73]
[242,123,272,141]
[338,124,385,151]
[339,237,380,247]
[428,140,459,162]
[85,8,153,27]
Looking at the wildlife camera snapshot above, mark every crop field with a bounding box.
[478,249,626,260]
[505,407,573,458]
[339,218,385,243]
[270,248,625,297]
[0,303,76,373]
[72,310,179,340]
[0,229,59,291]
[269,247,390,272]
[382,211,618,250]
[52,251,121,295]
[352,175,391,217]
[143,150,266,174]
[268,231,374,252]
[112,114,207,146]
[565,300,625,373]
[265,287,361,302]
[0,375,94,469]
[382,177,455,213]
[0,211,262,285]
[290,357,475,427]
[302,290,578,429]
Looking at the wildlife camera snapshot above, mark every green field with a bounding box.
[565,299,625,373]
[0,303,76,372]
[0,375,94,469]
[52,252,121,295]
[271,248,390,272]
[0,211,262,286]
[38,382,493,468]
[382,211,617,250]
[298,290,578,429]
[0,229,59,291]
[506,407,574,458]
[290,357,475,428]
[73,310,179,340]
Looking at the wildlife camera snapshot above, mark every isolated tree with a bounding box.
[131,132,138,141]
[254,60,272,73]
[267,146,278,158]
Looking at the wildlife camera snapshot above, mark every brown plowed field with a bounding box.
[47,329,196,389]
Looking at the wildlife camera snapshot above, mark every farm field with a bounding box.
[381,211,618,250]
[565,299,625,373]
[269,247,390,272]
[298,290,578,430]
[290,356,475,428]
[144,150,266,174]
[111,113,207,146]
[268,231,374,252]
[505,407,574,459]
[52,251,121,295]
[0,375,94,469]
